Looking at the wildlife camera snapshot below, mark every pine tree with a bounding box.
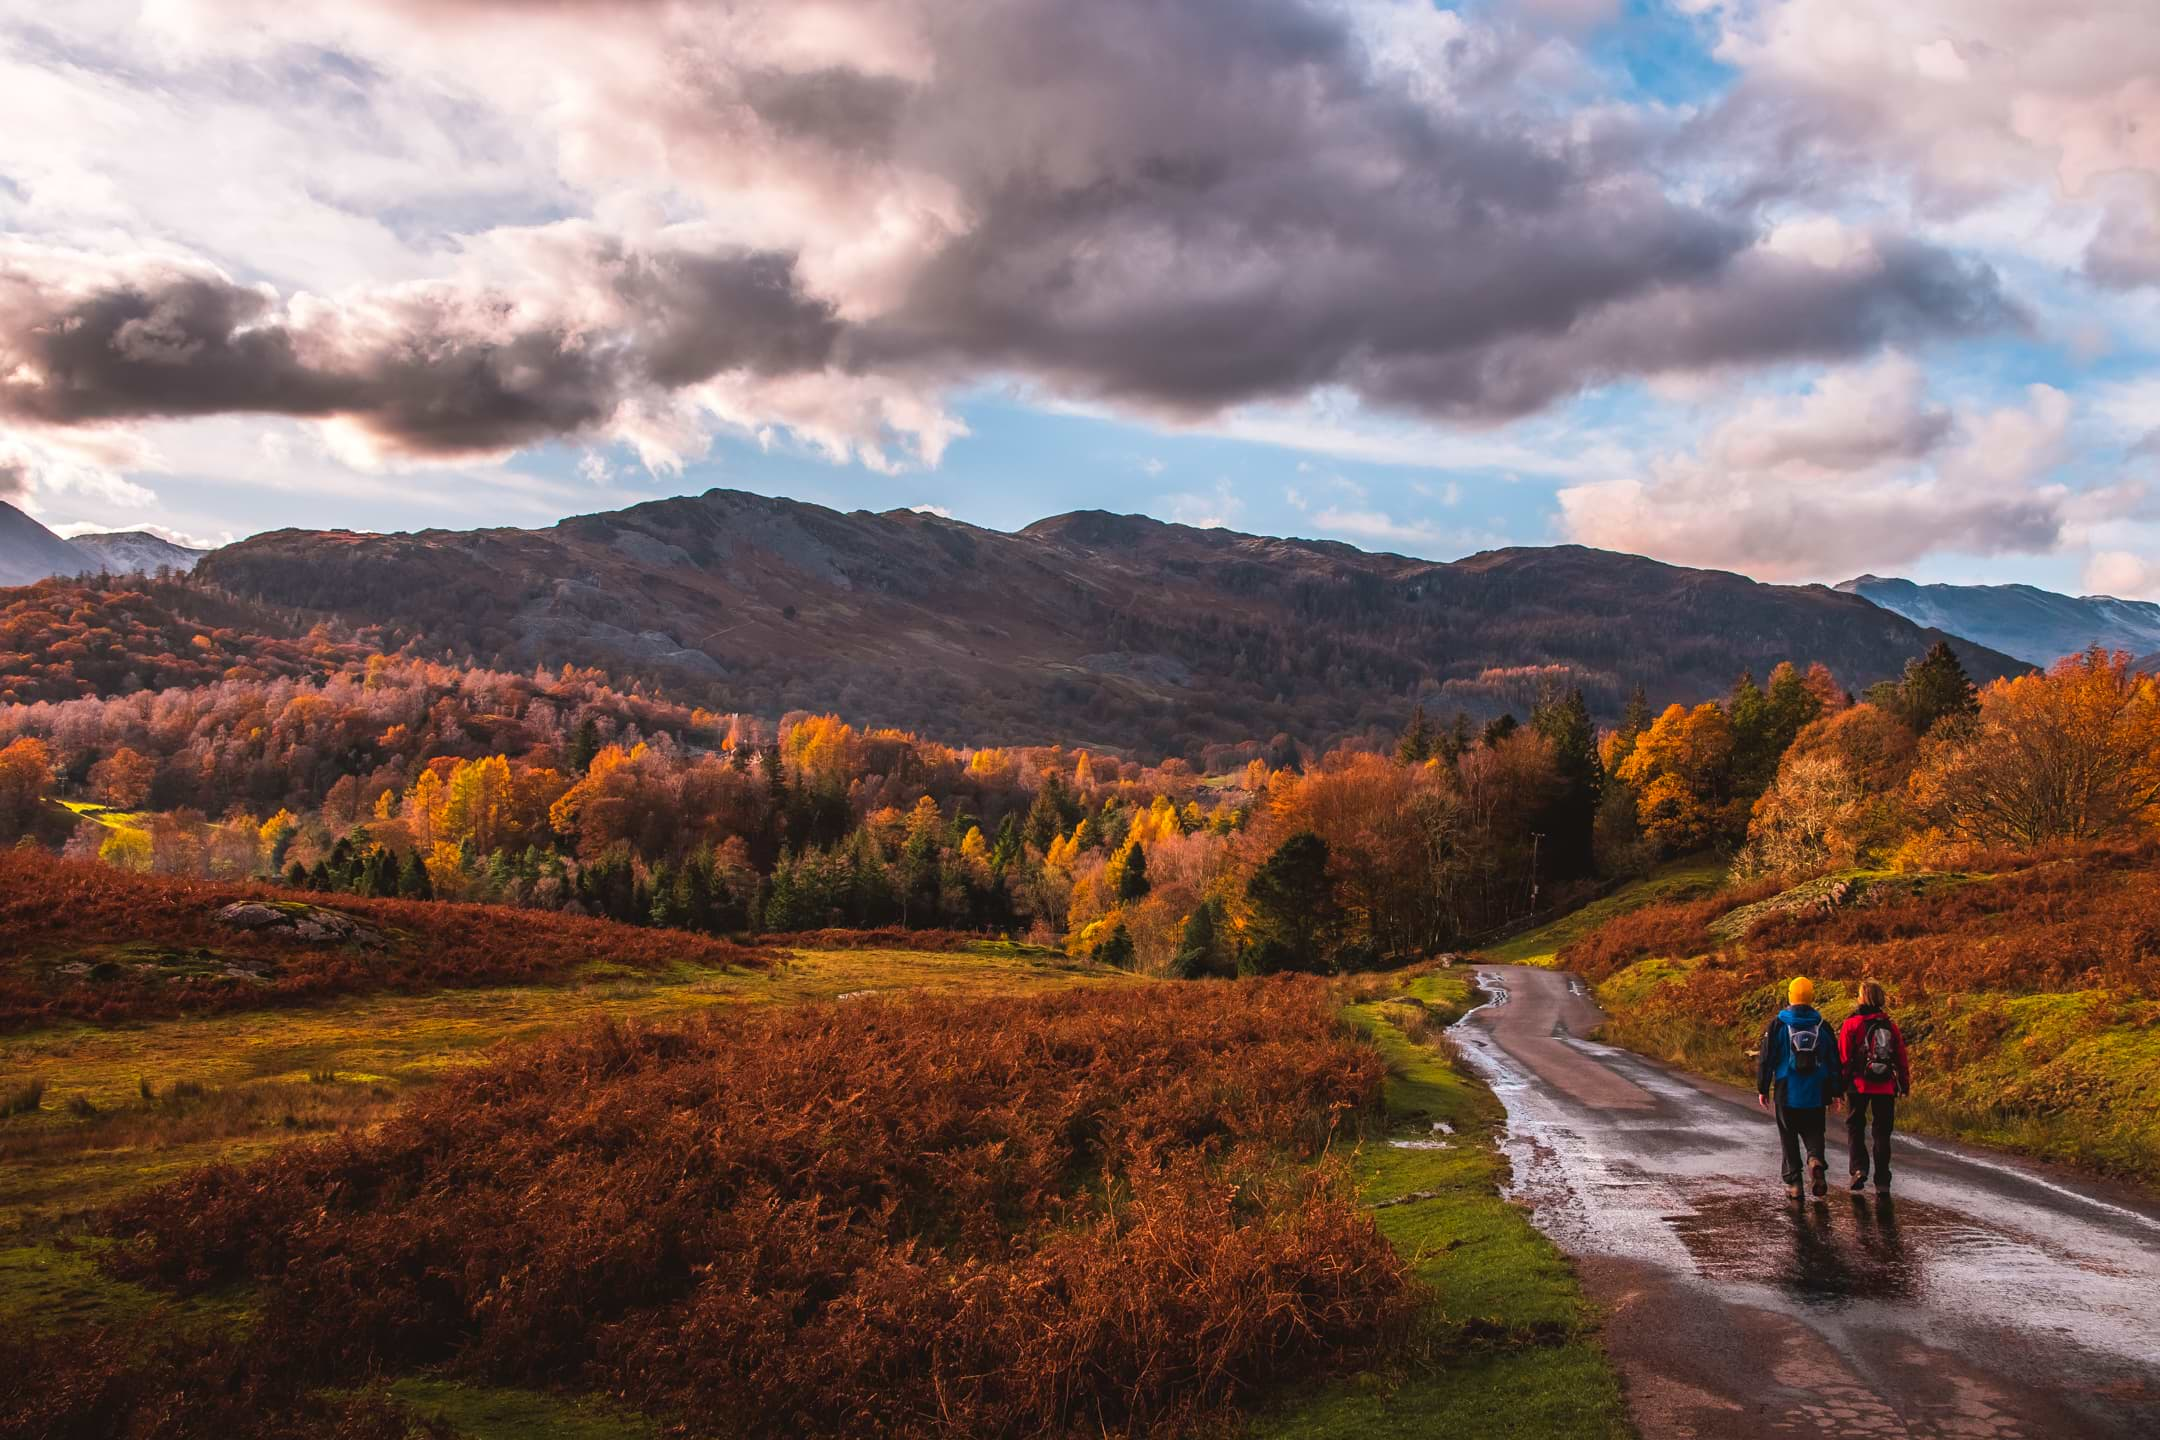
[398,849,433,900]
[1898,641,1980,734]
[1112,840,1151,901]
[1397,703,1435,764]
[1172,898,1233,979]
[1243,831,1341,974]
[568,717,602,774]
[1531,687,1604,878]
[1440,711,1474,763]
[1481,713,1519,748]
[1094,921,1136,969]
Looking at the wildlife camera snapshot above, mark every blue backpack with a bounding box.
[1786,1019,1821,1075]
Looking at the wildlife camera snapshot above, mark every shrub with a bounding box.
[1,1077,44,1117]
[0,850,766,1030]
[1556,878,1782,982]
[0,1326,449,1440]
[94,982,1410,1438]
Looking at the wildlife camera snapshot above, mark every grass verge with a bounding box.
[1592,956,2160,1185]
[1248,968,1631,1439]
[1478,860,1723,968]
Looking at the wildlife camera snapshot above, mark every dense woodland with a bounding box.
[0,576,388,703]
[2,594,2151,976]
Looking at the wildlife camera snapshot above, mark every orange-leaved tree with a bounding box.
[1910,647,2160,848]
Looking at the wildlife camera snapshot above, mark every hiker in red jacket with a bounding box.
[1839,980,1911,1192]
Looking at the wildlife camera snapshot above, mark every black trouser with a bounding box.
[1774,1087,1827,1187]
[1847,1092,1897,1186]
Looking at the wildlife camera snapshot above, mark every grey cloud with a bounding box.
[5,0,2021,449]
[1350,238,2018,420]
[662,0,2015,419]
[0,463,27,503]
[0,243,839,456]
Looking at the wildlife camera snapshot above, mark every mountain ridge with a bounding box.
[0,500,92,585]
[185,488,2026,756]
[1837,574,2160,667]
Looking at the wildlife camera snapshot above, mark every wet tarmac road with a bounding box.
[1453,964,2160,1439]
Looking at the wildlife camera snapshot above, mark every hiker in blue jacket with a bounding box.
[1756,976,1845,1199]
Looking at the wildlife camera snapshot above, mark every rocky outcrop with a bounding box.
[214,901,388,948]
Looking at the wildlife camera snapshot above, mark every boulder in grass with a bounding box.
[214,901,387,948]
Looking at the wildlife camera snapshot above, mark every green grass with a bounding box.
[1248,969,1630,1439]
[1478,858,1724,968]
[1593,954,2160,1185]
[0,1236,254,1338]
[387,1378,656,1440]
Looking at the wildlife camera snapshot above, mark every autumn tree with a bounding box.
[1911,647,2160,848]
[88,746,157,809]
[0,736,52,840]
[1614,702,1734,854]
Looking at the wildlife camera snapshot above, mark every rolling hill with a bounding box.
[185,489,2026,756]
[1838,574,2160,667]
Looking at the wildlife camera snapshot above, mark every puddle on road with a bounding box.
[1667,1187,1932,1306]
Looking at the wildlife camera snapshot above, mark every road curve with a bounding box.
[1453,963,2160,1440]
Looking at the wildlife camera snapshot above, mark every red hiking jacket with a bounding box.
[1839,1005,1911,1096]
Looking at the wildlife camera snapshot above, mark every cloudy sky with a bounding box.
[2,0,2157,594]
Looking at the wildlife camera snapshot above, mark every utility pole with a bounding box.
[1529,831,1543,917]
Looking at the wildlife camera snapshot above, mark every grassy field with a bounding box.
[1478,860,1723,968]
[5,901,1633,1436]
[0,941,1128,1239]
[2,940,1155,1439]
[1251,968,1630,1440]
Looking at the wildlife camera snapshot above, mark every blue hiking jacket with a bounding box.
[1756,1005,1843,1108]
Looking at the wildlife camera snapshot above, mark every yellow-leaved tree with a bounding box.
[1613,703,1733,853]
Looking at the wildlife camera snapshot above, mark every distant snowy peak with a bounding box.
[65,531,210,575]
[1838,575,2160,668]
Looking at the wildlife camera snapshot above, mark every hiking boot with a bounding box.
[1808,1159,1827,1197]
[1873,1179,1891,1193]
[1850,1172,1867,1192]
[1787,1183,1803,1201]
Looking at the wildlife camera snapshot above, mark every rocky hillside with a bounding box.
[190,489,2026,755]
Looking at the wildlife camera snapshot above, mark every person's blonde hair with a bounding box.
[1859,980,1887,1007]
